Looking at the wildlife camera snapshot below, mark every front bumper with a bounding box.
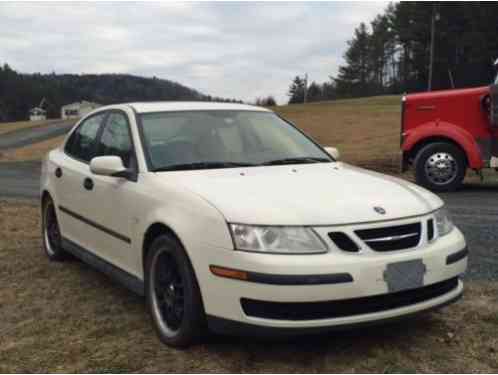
[207,281,463,336]
[190,223,467,334]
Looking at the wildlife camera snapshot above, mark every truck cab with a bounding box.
[400,79,498,191]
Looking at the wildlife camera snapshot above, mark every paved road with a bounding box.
[0,161,496,281]
[0,119,75,150]
[0,161,40,198]
[441,185,498,281]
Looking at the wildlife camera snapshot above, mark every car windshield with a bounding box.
[138,110,332,171]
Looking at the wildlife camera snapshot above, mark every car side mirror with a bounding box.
[324,146,340,160]
[90,156,128,177]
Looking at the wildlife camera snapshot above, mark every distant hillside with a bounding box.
[0,63,240,122]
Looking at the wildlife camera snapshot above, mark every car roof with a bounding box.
[127,101,271,114]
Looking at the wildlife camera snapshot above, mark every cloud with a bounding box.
[0,1,388,103]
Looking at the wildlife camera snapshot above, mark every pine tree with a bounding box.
[287,76,306,104]
[335,23,372,97]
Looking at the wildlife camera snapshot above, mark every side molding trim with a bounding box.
[61,237,144,296]
[59,205,131,244]
[210,265,354,285]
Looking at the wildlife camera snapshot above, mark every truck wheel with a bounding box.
[414,142,466,192]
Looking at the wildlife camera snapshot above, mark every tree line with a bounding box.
[0,64,242,122]
[288,1,498,104]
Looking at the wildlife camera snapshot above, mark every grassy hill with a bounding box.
[273,95,402,173]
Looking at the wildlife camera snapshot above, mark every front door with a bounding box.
[89,110,141,276]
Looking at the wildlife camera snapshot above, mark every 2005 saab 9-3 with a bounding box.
[41,102,468,347]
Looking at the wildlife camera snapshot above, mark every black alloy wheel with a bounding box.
[145,234,205,347]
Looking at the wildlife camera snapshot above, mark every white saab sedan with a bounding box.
[41,102,468,347]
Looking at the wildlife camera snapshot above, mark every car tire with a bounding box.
[41,196,68,261]
[414,142,466,192]
[145,234,206,348]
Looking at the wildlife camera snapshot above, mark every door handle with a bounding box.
[55,167,62,178]
[83,178,94,191]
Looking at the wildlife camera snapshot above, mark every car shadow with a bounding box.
[205,312,443,349]
[458,181,498,192]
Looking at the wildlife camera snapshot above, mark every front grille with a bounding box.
[355,223,421,251]
[241,277,458,321]
[328,232,360,252]
[427,219,435,241]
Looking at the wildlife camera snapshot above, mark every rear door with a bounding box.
[56,111,108,253]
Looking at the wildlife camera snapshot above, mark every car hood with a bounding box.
[153,162,443,226]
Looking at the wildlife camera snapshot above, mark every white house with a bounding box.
[61,101,101,120]
[29,107,47,121]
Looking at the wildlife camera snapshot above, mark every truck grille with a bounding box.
[355,223,421,252]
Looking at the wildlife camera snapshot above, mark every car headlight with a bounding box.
[229,224,327,254]
[434,207,454,237]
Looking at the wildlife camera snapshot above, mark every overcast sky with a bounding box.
[1,1,388,103]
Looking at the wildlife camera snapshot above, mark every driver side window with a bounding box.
[65,113,106,162]
[96,112,135,169]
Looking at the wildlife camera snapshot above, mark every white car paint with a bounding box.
[159,163,439,226]
[41,102,467,337]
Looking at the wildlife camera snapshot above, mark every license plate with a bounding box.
[383,259,426,293]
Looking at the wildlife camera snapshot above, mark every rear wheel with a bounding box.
[42,197,68,261]
[414,142,466,192]
[145,234,205,348]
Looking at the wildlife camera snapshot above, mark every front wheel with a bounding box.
[414,142,466,192]
[145,234,206,348]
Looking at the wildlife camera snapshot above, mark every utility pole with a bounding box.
[448,69,455,89]
[428,4,438,91]
[303,73,308,103]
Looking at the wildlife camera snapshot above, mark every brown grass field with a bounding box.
[1,98,498,372]
[0,199,497,373]
[274,96,403,173]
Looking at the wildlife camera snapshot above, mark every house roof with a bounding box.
[62,101,101,109]
[29,107,46,114]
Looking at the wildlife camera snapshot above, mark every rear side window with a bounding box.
[65,113,106,162]
[96,112,135,168]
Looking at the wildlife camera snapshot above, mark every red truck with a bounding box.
[400,79,498,191]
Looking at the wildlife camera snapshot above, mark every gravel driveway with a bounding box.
[441,185,498,281]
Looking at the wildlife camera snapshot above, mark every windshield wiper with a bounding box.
[261,157,331,166]
[153,161,256,172]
